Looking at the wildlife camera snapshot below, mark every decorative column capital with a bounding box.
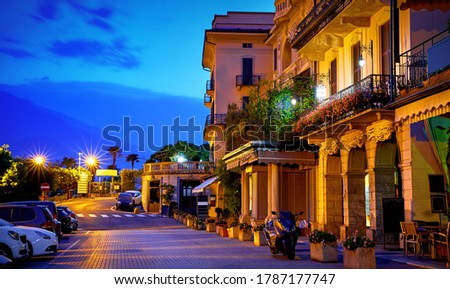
[340,129,367,151]
[366,119,395,143]
[320,138,340,156]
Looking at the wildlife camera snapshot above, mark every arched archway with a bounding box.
[282,40,292,71]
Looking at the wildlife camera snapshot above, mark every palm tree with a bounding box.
[107,146,121,169]
[126,153,139,169]
[61,157,77,168]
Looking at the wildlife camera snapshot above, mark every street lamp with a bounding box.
[78,152,83,172]
[33,155,46,200]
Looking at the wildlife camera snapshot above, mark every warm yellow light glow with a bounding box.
[34,156,46,165]
[86,156,98,167]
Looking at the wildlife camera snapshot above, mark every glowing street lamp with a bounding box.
[33,155,46,200]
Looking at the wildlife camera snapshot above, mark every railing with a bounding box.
[206,79,215,91]
[399,29,449,92]
[297,74,402,132]
[290,0,352,49]
[204,94,212,105]
[144,161,211,175]
[236,75,261,87]
[205,114,227,127]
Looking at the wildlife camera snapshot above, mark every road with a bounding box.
[13,197,417,269]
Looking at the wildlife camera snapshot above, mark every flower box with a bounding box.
[253,230,267,246]
[343,247,376,269]
[238,229,252,241]
[217,225,228,237]
[310,241,338,263]
[227,227,239,239]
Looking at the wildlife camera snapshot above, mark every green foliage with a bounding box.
[215,160,241,218]
[225,77,315,151]
[161,183,176,206]
[49,167,84,195]
[343,231,375,251]
[308,230,337,244]
[120,169,142,191]
[0,144,14,177]
[147,141,209,163]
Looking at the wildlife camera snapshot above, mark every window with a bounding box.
[330,59,337,95]
[273,48,278,71]
[20,208,35,221]
[242,96,249,111]
[243,43,253,48]
[352,42,361,83]
[381,22,390,75]
[242,58,253,85]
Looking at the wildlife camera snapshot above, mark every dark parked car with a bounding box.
[115,191,142,211]
[6,201,58,220]
[58,206,78,231]
[57,207,75,234]
[0,204,62,240]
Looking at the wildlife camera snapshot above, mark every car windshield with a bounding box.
[118,193,132,201]
[0,218,14,227]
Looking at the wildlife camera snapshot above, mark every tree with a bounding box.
[49,167,83,196]
[147,141,209,163]
[215,159,241,220]
[126,153,139,169]
[120,169,142,191]
[107,146,122,169]
[60,157,77,168]
[0,144,14,177]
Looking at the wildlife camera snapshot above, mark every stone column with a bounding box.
[142,177,149,212]
[241,170,250,218]
[268,163,280,214]
[397,122,413,221]
[267,164,272,218]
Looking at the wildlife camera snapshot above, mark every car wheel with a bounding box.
[27,241,33,259]
[0,244,12,260]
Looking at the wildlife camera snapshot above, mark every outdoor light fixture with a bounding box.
[359,40,373,72]
[291,98,297,105]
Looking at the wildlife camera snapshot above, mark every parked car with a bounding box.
[0,218,57,258]
[0,221,28,261]
[3,201,63,240]
[0,255,13,269]
[58,206,78,231]
[115,191,142,211]
[57,207,73,234]
[0,204,63,240]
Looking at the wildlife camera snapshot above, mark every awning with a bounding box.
[192,176,218,193]
[400,0,450,11]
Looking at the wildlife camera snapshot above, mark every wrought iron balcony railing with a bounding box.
[205,114,227,127]
[296,74,402,132]
[399,29,449,92]
[290,0,352,49]
[144,161,211,175]
[206,79,215,91]
[236,75,261,87]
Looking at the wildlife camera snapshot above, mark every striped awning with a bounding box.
[400,0,450,11]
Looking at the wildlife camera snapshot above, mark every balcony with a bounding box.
[206,79,215,96]
[143,161,211,175]
[290,0,386,57]
[204,93,212,108]
[295,74,400,135]
[205,114,227,127]
[398,29,450,93]
[236,75,261,87]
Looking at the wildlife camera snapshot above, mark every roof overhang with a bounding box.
[192,176,219,193]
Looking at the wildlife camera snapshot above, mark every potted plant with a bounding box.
[238,221,253,241]
[215,219,228,237]
[342,230,376,269]
[308,230,338,263]
[161,183,175,217]
[205,217,216,232]
[252,223,267,246]
[227,220,239,239]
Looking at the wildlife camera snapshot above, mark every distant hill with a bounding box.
[0,81,209,168]
[0,91,105,162]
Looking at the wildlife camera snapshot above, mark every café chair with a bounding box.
[400,221,432,257]
[432,223,449,267]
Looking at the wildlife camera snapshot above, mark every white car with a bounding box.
[127,190,142,206]
[0,218,57,258]
[0,220,28,261]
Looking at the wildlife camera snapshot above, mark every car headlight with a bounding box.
[35,230,51,240]
[8,230,20,240]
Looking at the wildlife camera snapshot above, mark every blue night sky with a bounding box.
[1,0,273,97]
[0,0,274,167]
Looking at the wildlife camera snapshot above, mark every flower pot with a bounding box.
[227,227,239,239]
[310,241,338,263]
[343,247,376,269]
[253,231,267,246]
[239,229,252,241]
[206,222,216,232]
[217,225,228,237]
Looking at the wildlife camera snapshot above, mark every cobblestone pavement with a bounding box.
[31,215,447,269]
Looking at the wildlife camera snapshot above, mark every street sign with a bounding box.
[40,182,50,192]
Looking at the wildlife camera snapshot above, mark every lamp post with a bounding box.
[33,155,46,200]
[359,39,374,75]
[85,156,99,197]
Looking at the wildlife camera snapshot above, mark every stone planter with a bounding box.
[253,230,267,246]
[227,227,239,239]
[239,229,252,241]
[310,242,338,263]
[206,222,216,232]
[343,247,376,269]
[217,225,228,237]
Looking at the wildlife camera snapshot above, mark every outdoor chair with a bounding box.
[400,221,432,257]
[432,223,449,267]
